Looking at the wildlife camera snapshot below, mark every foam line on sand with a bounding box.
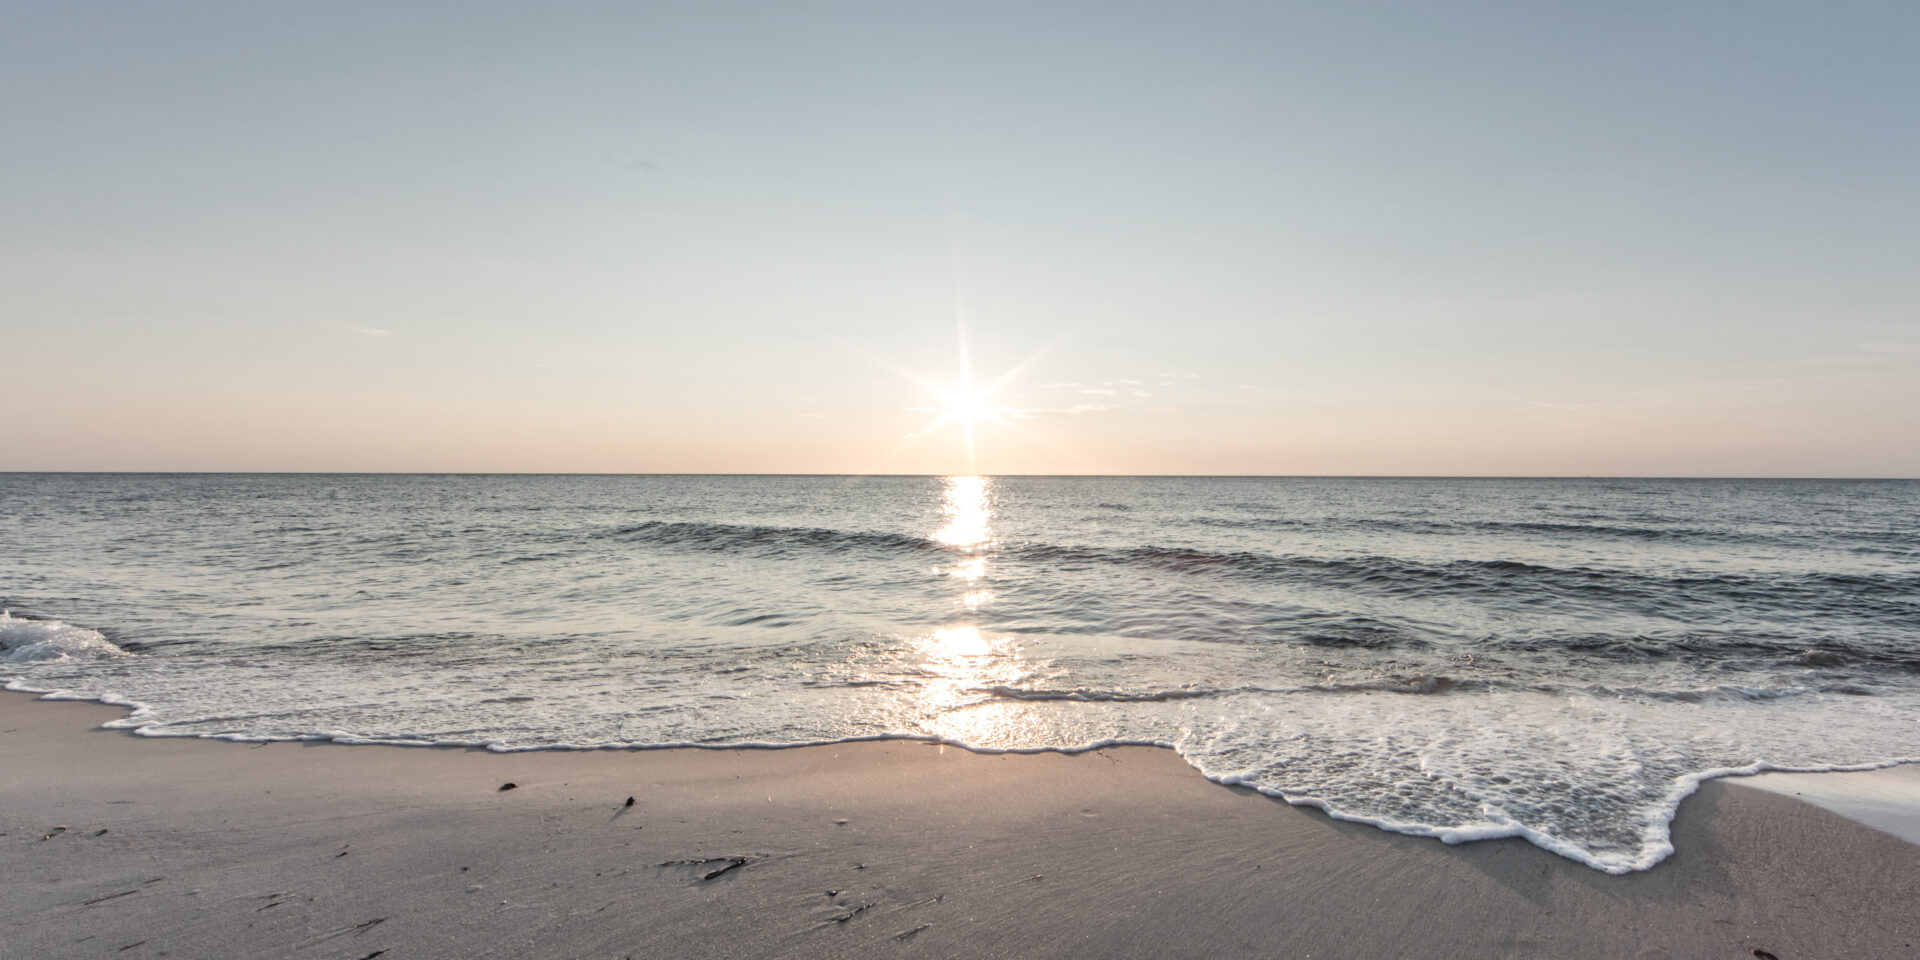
[4,691,1917,959]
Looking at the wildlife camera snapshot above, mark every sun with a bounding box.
[936,386,1002,429]
[920,383,1008,474]
[858,317,1062,473]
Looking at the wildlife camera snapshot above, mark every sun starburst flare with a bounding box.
[863,321,1061,473]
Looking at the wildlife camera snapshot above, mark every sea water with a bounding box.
[3,473,1916,872]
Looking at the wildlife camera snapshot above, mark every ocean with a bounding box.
[3,473,1916,873]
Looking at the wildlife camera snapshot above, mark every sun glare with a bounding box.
[864,317,1061,473]
[940,388,1000,428]
[923,382,1010,474]
[931,475,993,549]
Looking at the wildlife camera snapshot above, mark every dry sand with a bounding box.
[3,691,1916,960]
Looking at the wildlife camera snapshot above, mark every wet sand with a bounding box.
[4,691,1916,959]
[1742,766,1920,845]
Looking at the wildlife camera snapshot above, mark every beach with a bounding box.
[5,692,1916,959]
[9,475,1918,877]
[9,0,1919,953]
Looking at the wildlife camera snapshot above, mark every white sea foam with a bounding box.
[0,611,127,664]
[6,656,1917,874]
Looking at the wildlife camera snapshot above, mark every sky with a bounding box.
[4,1,1917,476]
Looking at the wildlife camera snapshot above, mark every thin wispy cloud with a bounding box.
[1041,377,1162,397]
[1525,369,1901,418]
[1005,402,1114,418]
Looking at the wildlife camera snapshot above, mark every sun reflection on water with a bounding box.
[910,624,1040,747]
[832,477,1054,747]
[931,475,993,549]
[934,475,994,599]
[903,476,1044,745]
[928,625,993,660]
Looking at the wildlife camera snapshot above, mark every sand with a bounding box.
[1741,766,1920,845]
[3,691,1916,960]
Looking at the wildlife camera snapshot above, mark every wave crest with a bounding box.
[601,520,938,556]
[0,612,129,664]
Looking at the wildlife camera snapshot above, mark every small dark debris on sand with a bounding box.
[354,951,387,960]
[658,856,752,881]
[42,825,68,841]
[83,889,139,906]
[894,923,932,941]
[625,795,635,807]
[353,918,387,936]
[116,941,145,952]
[1752,951,1781,960]
[93,828,108,836]
[497,782,517,791]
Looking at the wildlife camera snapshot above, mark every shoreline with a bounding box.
[12,679,1917,870]
[6,691,1918,958]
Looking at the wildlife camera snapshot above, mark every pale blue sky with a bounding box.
[5,2,1916,475]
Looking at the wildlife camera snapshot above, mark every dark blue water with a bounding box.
[4,474,1916,871]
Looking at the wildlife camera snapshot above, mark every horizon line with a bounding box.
[5,471,1916,482]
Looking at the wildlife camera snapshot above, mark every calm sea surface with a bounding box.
[4,474,1916,871]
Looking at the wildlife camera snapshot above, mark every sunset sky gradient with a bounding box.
[5,2,1917,475]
